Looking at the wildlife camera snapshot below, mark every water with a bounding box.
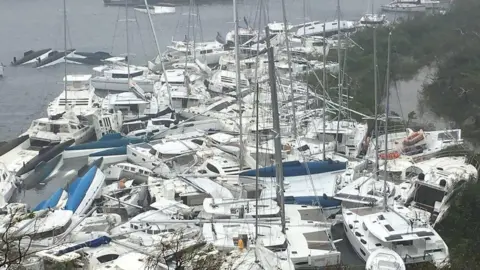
[0,0,392,138]
[0,0,394,266]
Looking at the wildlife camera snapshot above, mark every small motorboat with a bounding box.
[35,49,76,68]
[11,48,52,66]
[381,1,426,12]
[65,51,113,65]
[134,4,176,14]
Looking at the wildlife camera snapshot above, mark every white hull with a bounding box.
[63,147,117,159]
[23,50,53,65]
[134,6,175,14]
[91,78,155,93]
[0,139,37,173]
[36,51,76,69]
[74,168,105,215]
[88,155,127,167]
[381,4,426,12]
[343,221,370,261]
[0,179,16,207]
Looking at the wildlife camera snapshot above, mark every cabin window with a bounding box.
[191,139,204,145]
[206,163,220,174]
[360,249,366,256]
[70,124,77,130]
[384,225,394,232]
[396,240,413,246]
[135,132,146,137]
[99,120,103,127]
[112,70,144,78]
[139,169,145,174]
[360,239,367,244]
[97,254,120,263]
[437,131,459,141]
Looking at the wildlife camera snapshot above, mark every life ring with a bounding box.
[403,130,424,146]
[379,151,400,160]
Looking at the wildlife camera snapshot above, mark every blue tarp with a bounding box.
[239,160,347,177]
[89,146,127,157]
[33,188,64,211]
[65,137,144,151]
[64,166,97,212]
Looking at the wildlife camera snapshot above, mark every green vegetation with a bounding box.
[310,0,480,268]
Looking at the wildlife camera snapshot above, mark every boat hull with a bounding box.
[381,4,426,12]
[36,50,76,69]
[11,49,52,66]
[91,77,155,93]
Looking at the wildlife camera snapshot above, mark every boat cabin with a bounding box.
[93,64,145,80]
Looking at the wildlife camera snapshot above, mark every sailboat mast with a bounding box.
[233,0,244,170]
[280,0,297,138]
[125,0,130,80]
[334,0,342,152]
[143,1,172,108]
[322,24,327,161]
[63,0,67,111]
[383,31,392,210]
[373,26,379,181]
[265,26,286,234]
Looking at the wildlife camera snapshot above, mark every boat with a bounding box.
[342,205,449,266]
[91,60,160,93]
[65,165,105,215]
[103,0,161,6]
[63,136,143,159]
[241,160,347,210]
[21,153,63,189]
[24,111,95,149]
[0,164,17,207]
[359,14,387,26]
[47,74,101,117]
[65,51,113,65]
[365,248,406,270]
[381,1,427,12]
[88,146,128,166]
[35,49,76,68]
[10,48,52,66]
[15,139,75,177]
[103,162,153,182]
[149,40,227,71]
[398,0,440,8]
[101,91,159,122]
[294,20,358,38]
[134,4,176,14]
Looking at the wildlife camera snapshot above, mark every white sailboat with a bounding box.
[47,74,100,117]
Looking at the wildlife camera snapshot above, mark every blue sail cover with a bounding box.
[99,133,123,141]
[33,188,64,211]
[55,236,112,256]
[65,137,144,151]
[64,166,97,212]
[239,160,347,177]
[89,146,127,157]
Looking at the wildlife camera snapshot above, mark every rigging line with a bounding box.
[111,7,122,54]
[133,9,148,61]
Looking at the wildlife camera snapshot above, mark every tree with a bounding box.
[145,227,224,270]
[0,204,37,268]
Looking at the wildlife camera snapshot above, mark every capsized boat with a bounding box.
[36,49,76,68]
[11,48,52,66]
